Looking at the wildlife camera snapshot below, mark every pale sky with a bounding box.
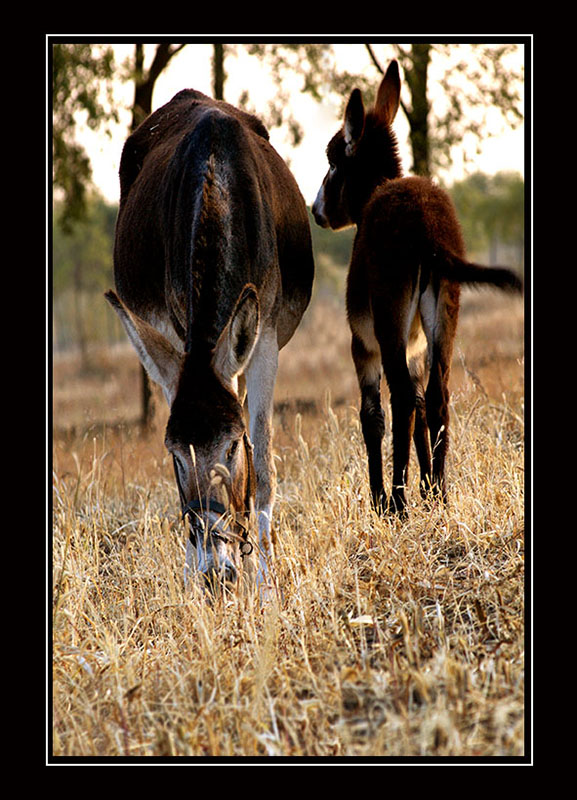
[76,41,526,208]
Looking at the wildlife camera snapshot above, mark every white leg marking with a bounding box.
[244,327,279,589]
[184,538,195,589]
[419,281,438,366]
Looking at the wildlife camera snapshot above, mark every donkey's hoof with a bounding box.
[387,491,409,519]
[371,489,388,516]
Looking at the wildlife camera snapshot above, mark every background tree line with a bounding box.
[52,168,524,354]
[53,41,524,231]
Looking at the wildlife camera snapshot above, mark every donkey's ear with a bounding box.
[212,284,260,386]
[374,60,401,126]
[105,290,184,405]
[344,88,365,154]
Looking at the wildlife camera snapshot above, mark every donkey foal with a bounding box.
[313,60,522,515]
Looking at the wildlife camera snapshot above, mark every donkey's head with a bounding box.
[312,59,403,230]
[105,284,260,592]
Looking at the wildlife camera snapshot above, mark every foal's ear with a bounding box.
[212,284,260,385]
[375,59,401,126]
[105,290,184,405]
[344,88,365,154]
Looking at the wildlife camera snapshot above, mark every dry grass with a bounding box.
[51,289,527,762]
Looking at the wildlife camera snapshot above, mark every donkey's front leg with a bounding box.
[245,327,279,590]
[425,286,459,505]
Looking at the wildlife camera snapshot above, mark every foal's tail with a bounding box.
[437,251,523,293]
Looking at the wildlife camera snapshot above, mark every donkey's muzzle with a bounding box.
[312,201,329,228]
[202,562,238,591]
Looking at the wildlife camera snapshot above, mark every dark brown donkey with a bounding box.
[312,60,522,515]
[106,89,314,592]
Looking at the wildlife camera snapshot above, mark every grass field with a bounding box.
[51,288,527,761]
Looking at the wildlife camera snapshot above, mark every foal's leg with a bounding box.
[410,359,433,498]
[382,354,416,514]
[373,284,418,515]
[351,333,387,512]
[425,283,460,503]
[245,325,279,586]
[425,352,449,502]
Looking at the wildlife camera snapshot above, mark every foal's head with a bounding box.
[313,60,403,230]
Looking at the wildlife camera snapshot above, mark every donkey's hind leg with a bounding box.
[426,351,450,503]
[410,360,433,499]
[425,282,460,503]
[351,333,387,513]
[372,280,422,515]
[381,353,416,515]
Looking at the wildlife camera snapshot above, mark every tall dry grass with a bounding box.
[51,290,526,761]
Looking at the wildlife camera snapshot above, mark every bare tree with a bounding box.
[130,43,187,131]
[126,44,187,430]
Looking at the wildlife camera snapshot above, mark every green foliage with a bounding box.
[51,174,523,352]
[243,43,524,180]
[449,171,524,266]
[426,44,524,176]
[53,194,119,353]
[308,209,354,293]
[52,44,118,232]
[53,193,117,293]
[243,44,375,147]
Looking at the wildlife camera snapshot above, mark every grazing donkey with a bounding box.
[312,60,522,515]
[106,89,314,591]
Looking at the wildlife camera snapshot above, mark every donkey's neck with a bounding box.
[349,116,403,225]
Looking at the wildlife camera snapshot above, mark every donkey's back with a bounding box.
[361,175,521,293]
[113,89,313,348]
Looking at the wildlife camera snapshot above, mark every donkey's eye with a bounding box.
[226,439,240,461]
[174,453,187,476]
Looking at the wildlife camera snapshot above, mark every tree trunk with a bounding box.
[131,43,186,131]
[128,43,186,431]
[367,43,431,178]
[74,262,88,369]
[404,44,431,177]
[213,44,226,100]
[131,45,150,130]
